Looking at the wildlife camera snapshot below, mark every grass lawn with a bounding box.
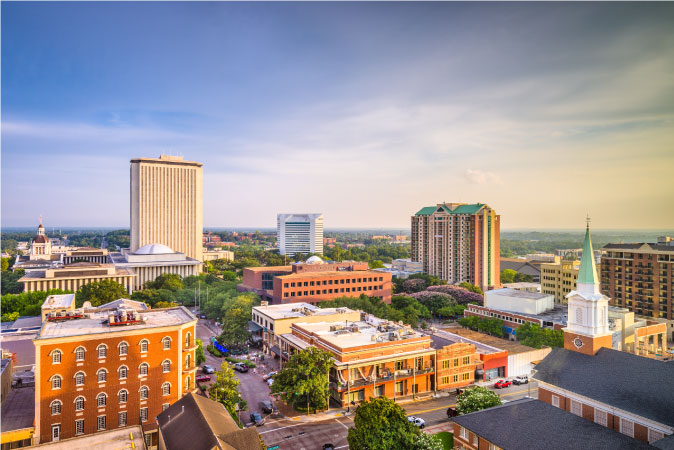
[435,431,453,450]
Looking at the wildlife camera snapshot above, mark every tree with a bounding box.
[500,269,517,284]
[271,347,333,413]
[1,269,25,295]
[76,280,128,307]
[145,273,184,291]
[209,362,247,421]
[154,301,178,308]
[413,433,444,450]
[458,282,483,295]
[369,260,385,269]
[514,273,534,283]
[456,386,502,415]
[347,396,419,450]
[195,338,206,365]
[515,322,563,348]
[218,292,259,348]
[1,258,10,272]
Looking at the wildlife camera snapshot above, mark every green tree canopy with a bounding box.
[347,396,419,450]
[217,292,259,348]
[195,338,206,365]
[456,386,502,415]
[413,433,444,450]
[144,273,184,291]
[369,260,385,269]
[209,362,247,422]
[271,347,334,413]
[458,282,483,295]
[515,322,563,348]
[500,269,517,284]
[1,268,25,295]
[76,280,128,307]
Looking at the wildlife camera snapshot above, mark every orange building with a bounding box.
[33,305,197,448]
[239,257,392,305]
[279,315,476,406]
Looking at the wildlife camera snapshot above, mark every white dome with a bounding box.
[305,255,324,265]
[135,243,174,255]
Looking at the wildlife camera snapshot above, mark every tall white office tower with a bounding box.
[277,213,324,256]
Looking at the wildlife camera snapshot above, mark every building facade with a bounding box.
[33,306,197,447]
[277,213,324,256]
[601,241,674,322]
[62,248,109,265]
[411,203,500,291]
[19,263,135,294]
[130,155,203,262]
[541,259,580,303]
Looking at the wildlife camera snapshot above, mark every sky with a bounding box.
[2,2,673,230]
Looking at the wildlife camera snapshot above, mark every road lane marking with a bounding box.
[259,422,305,434]
[335,419,350,430]
[405,387,537,415]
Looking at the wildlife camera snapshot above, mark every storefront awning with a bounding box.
[250,335,263,342]
[270,345,281,356]
[248,321,263,332]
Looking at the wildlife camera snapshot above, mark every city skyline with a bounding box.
[3,2,674,229]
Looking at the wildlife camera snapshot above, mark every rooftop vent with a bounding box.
[108,308,143,326]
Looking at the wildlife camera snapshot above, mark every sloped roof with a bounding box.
[577,225,599,285]
[415,203,486,216]
[533,347,674,427]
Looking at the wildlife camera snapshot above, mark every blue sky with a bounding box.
[2,2,673,229]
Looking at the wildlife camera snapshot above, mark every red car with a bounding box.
[196,375,211,383]
[494,379,511,389]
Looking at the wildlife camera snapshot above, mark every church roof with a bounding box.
[533,347,674,427]
[33,235,49,244]
[577,224,598,285]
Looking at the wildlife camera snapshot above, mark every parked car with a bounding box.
[195,375,211,383]
[446,407,458,418]
[201,365,215,374]
[494,379,512,389]
[512,375,529,385]
[408,416,426,429]
[260,400,275,414]
[233,363,249,373]
[262,371,277,381]
[249,412,265,426]
[198,314,207,319]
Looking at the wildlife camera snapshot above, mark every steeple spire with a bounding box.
[577,217,599,295]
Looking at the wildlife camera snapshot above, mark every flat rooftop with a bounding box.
[42,294,75,309]
[276,270,383,279]
[488,288,550,300]
[1,387,35,432]
[502,282,540,290]
[31,426,144,450]
[245,265,292,272]
[474,303,568,325]
[253,302,357,320]
[35,306,196,340]
[432,328,504,355]
[437,327,536,355]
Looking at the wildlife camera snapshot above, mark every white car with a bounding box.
[408,416,425,429]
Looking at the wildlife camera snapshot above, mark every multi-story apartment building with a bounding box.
[277,213,324,256]
[601,241,674,322]
[411,203,500,291]
[541,260,580,303]
[130,155,203,262]
[278,315,477,405]
[33,305,197,447]
[239,257,392,305]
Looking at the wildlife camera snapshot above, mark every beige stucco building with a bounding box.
[130,155,203,262]
[19,262,135,294]
[202,248,234,263]
[541,260,580,303]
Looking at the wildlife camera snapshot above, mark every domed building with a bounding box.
[12,221,63,273]
[30,222,52,257]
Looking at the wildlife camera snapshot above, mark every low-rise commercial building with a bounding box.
[19,263,135,294]
[502,282,541,293]
[485,288,554,315]
[41,295,76,321]
[541,259,580,303]
[201,248,234,262]
[1,385,35,449]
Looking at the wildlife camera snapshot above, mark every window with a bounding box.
[162,382,171,396]
[162,337,171,350]
[139,339,149,353]
[162,360,171,373]
[75,419,84,435]
[185,354,191,369]
[185,376,191,390]
[118,366,128,380]
[459,427,468,439]
[620,418,634,438]
[75,346,85,361]
[140,407,148,422]
[75,371,85,386]
[162,403,170,411]
[118,412,127,427]
[118,389,128,403]
[185,332,191,347]
[453,358,459,367]
[52,375,62,390]
[462,356,470,365]
[97,393,107,407]
[575,308,583,325]
[462,372,470,381]
[551,395,560,408]
[51,400,62,415]
[97,344,107,359]
[140,386,149,400]
[473,434,478,446]
[441,360,450,369]
[594,409,607,426]
[52,350,62,364]
[97,415,106,431]
[394,381,403,394]
[489,444,501,450]
[118,342,128,356]
[441,376,449,384]
[452,374,459,383]
[75,396,85,411]
[97,369,107,383]
[395,361,403,371]
[139,363,149,376]
[570,400,582,416]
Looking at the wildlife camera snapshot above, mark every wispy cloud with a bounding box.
[464,169,502,185]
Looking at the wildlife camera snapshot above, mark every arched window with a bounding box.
[97,392,107,407]
[576,308,583,325]
[139,386,149,400]
[185,332,192,347]
[51,350,62,364]
[139,363,149,376]
[118,341,128,356]
[185,354,191,369]
[162,360,171,373]
[75,371,85,386]
[162,382,171,396]
[50,400,62,415]
[139,339,149,353]
[97,344,107,359]
[162,336,172,350]
[185,376,191,390]
[97,368,107,383]
[118,366,128,380]
[75,346,86,361]
[51,375,62,390]
[118,389,128,403]
[74,396,85,411]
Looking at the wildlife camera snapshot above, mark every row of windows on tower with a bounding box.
[50,355,193,389]
[50,334,192,363]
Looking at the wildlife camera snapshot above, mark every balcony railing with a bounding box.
[330,367,435,391]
